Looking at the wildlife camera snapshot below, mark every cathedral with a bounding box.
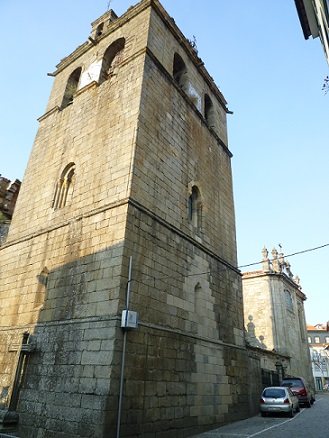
[0,1,253,436]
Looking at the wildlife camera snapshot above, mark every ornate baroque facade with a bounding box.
[242,246,313,386]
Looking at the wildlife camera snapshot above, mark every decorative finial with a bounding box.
[278,243,284,264]
[271,247,280,272]
[262,246,271,272]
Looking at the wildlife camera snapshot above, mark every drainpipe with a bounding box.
[116,256,133,438]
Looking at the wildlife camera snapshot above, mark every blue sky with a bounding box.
[1,1,328,325]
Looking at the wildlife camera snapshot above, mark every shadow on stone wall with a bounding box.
[245,315,267,349]
[7,243,127,437]
[9,242,199,437]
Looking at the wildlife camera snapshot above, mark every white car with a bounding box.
[260,386,300,417]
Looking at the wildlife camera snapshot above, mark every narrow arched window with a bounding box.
[195,283,203,313]
[95,23,104,38]
[188,185,202,229]
[298,306,306,340]
[285,290,293,312]
[99,38,125,84]
[173,53,188,91]
[204,94,216,129]
[52,163,75,210]
[61,68,82,109]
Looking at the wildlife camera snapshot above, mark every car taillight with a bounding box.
[260,398,265,404]
[284,398,289,404]
[300,389,307,396]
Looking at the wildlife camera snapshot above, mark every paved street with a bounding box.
[192,393,329,438]
[1,395,328,437]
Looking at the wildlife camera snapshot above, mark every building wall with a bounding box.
[1,6,146,430]
[0,1,252,436]
[135,11,237,264]
[7,7,149,242]
[295,0,329,65]
[0,177,21,245]
[242,248,313,385]
[243,273,274,350]
[0,177,21,219]
[307,324,329,389]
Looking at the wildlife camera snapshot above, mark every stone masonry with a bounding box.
[0,177,21,245]
[242,247,313,385]
[0,1,252,437]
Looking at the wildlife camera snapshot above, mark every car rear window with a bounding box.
[282,379,302,388]
[263,388,286,398]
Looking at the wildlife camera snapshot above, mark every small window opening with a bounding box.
[298,307,306,340]
[95,23,104,38]
[61,68,82,109]
[188,186,202,229]
[204,94,216,129]
[99,38,125,84]
[195,283,203,313]
[52,163,75,210]
[285,290,293,312]
[173,53,188,91]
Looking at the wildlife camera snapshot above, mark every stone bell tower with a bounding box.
[0,1,251,436]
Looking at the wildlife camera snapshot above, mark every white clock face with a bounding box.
[79,61,102,89]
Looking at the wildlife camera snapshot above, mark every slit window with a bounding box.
[285,290,293,312]
[204,93,216,129]
[188,185,202,229]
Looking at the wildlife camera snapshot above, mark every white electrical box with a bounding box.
[121,310,138,328]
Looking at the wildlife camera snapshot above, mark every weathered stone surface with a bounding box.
[242,247,313,385]
[0,409,19,424]
[0,1,252,437]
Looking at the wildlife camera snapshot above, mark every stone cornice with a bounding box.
[37,106,60,122]
[0,315,247,354]
[242,269,307,300]
[128,197,240,274]
[246,344,291,360]
[2,197,130,250]
[2,196,240,276]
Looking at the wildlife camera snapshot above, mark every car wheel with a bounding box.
[306,399,312,408]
